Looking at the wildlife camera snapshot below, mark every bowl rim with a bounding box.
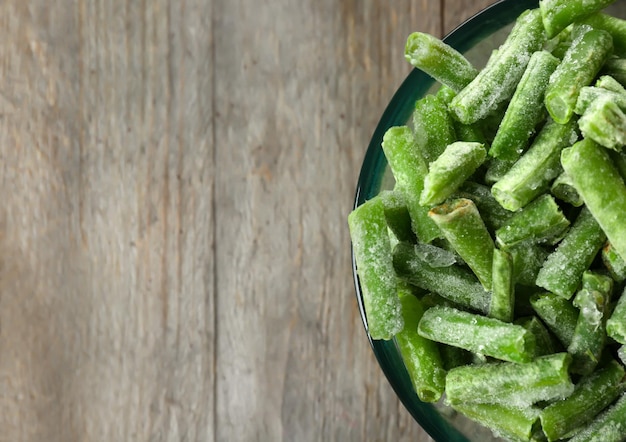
[351,0,540,441]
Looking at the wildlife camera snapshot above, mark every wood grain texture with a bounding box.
[0,1,491,441]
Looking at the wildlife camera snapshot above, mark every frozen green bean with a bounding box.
[381,126,441,243]
[420,141,487,206]
[405,32,478,92]
[531,292,579,348]
[489,248,514,322]
[582,11,626,56]
[495,194,570,249]
[451,403,541,442]
[607,286,626,344]
[568,392,626,442]
[492,118,577,211]
[395,289,446,402]
[539,359,626,442]
[379,190,417,244]
[545,26,614,124]
[578,94,626,150]
[539,0,619,39]
[445,353,574,408]
[603,242,626,283]
[561,138,626,262]
[349,196,403,340]
[454,181,513,232]
[428,199,494,290]
[489,50,560,161]
[568,272,613,375]
[535,207,607,300]
[449,9,547,124]
[551,172,584,207]
[393,242,491,314]
[418,305,536,363]
[412,95,457,165]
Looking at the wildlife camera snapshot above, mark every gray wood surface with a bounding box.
[0,1,491,441]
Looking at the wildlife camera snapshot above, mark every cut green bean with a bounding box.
[578,94,626,150]
[535,207,607,299]
[492,118,577,211]
[489,50,560,161]
[551,172,584,207]
[381,126,442,243]
[349,196,403,340]
[393,242,491,314]
[568,392,626,442]
[449,9,547,124]
[509,240,550,287]
[539,358,626,442]
[603,56,626,85]
[420,142,487,206]
[454,181,514,232]
[404,32,479,92]
[582,11,626,56]
[428,199,495,290]
[607,286,626,344]
[418,305,536,363]
[451,403,541,442]
[539,0,619,39]
[517,315,558,356]
[531,292,579,348]
[574,86,626,116]
[379,190,417,244]
[489,248,514,322]
[603,242,626,283]
[568,271,613,375]
[445,353,574,408]
[395,289,446,402]
[495,194,570,248]
[412,95,457,165]
[544,26,614,124]
[561,138,626,262]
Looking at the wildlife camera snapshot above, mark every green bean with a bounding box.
[581,11,626,56]
[489,50,560,161]
[603,56,626,85]
[404,32,479,92]
[348,196,403,340]
[578,94,626,151]
[454,181,514,232]
[517,315,558,356]
[603,242,626,283]
[412,95,457,165]
[428,199,495,290]
[607,286,626,345]
[436,84,457,105]
[539,358,626,442]
[381,126,442,243]
[568,272,613,375]
[420,142,487,206]
[417,305,536,363]
[544,26,614,124]
[539,0,619,39]
[489,248,515,322]
[492,118,577,211]
[379,190,417,244]
[535,207,607,300]
[445,353,574,408]
[568,392,626,442]
[451,403,541,442]
[551,172,584,207]
[574,86,626,115]
[392,242,491,314]
[509,240,550,287]
[495,194,570,249]
[484,158,515,185]
[561,138,626,262]
[449,9,547,124]
[395,289,446,402]
[531,292,579,348]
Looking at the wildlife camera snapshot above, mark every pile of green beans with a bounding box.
[349,1,626,440]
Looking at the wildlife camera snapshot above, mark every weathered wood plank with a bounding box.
[0,1,215,441]
[213,0,439,441]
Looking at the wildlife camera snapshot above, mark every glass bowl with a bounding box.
[352,0,626,441]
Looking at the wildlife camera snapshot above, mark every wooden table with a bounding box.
[0,1,494,440]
